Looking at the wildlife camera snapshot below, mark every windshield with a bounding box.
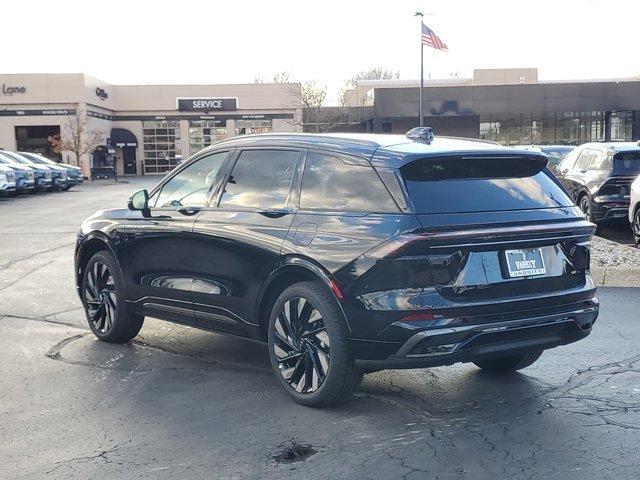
[2,152,34,165]
[21,152,55,165]
[613,152,640,176]
[401,155,573,214]
[540,147,573,166]
[0,154,17,165]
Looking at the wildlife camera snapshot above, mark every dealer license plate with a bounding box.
[504,248,546,278]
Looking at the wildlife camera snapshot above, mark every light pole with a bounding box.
[414,11,424,127]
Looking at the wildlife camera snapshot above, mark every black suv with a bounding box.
[556,142,640,228]
[75,130,598,406]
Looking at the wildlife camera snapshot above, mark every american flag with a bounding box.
[421,23,448,51]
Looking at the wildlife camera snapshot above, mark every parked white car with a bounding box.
[630,174,640,247]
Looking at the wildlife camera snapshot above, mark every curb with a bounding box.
[591,267,640,287]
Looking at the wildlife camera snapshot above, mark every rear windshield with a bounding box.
[613,152,640,176]
[401,156,574,214]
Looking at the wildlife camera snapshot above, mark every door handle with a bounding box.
[257,209,290,218]
[178,206,203,216]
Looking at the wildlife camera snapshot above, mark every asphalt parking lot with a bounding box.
[1,179,639,480]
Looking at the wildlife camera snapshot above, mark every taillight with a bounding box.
[363,233,427,259]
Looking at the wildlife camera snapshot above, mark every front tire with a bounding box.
[81,250,144,343]
[267,281,362,407]
[474,350,543,372]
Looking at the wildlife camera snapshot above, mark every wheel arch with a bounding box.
[576,188,590,205]
[255,257,348,341]
[75,233,122,293]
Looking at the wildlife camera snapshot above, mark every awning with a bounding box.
[110,128,138,148]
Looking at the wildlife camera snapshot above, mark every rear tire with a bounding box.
[633,208,640,248]
[267,281,362,407]
[579,195,601,234]
[474,350,543,372]
[81,250,144,343]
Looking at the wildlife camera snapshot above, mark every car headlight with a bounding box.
[0,173,6,183]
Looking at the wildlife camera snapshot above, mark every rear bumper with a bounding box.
[591,201,629,222]
[351,299,598,369]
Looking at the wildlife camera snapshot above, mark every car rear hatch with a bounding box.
[399,153,595,308]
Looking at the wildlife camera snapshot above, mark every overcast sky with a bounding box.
[1,0,638,104]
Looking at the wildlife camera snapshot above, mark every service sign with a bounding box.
[177,97,237,112]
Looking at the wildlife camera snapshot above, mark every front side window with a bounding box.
[219,149,298,209]
[574,149,594,172]
[300,152,398,213]
[152,151,228,208]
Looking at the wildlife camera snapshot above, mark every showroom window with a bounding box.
[142,120,182,174]
[189,120,226,155]
[235,120,272,135]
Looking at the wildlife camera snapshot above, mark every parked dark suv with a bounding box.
[75,130,598,406]
[556,142,640,229]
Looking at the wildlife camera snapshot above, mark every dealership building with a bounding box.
[330,68,640,144]
[3,69,640,177]
[0,73,301,175]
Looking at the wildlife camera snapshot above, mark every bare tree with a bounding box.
[297,81,327,133]
[50,106,105,170]
[272,71,293,83]
[253,76,265,84]
[339,67,400,106]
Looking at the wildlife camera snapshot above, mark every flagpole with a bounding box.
[415,12,425,127]
[420,36,424,127]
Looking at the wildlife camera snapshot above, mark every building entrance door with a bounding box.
[123,147,137,174]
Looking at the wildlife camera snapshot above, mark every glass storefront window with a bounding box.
[235,120,272,135]
[481,112,606,146]
[610,111,633,141]
[189,120,226,155]
[142,121,182,174]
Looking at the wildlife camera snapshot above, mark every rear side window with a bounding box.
[401,155,573,214]
[588,151,612,171]
[219,149,298,209]
[613,152,640,176]
[300,152,398,213]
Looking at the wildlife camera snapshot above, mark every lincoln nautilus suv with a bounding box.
[75,129,598,406]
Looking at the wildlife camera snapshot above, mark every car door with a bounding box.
[119,150,230,325]
[190,148,302,335]
[559,148,592,201]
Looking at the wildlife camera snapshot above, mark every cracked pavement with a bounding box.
[1,179,639,479]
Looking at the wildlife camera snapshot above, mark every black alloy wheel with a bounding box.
[268,281,363,407]
[579,195,592,220]
[579,195,601,233]
[633,209,640,247]
[84,260,117,334]
[272,297,331,394]
[82,251,144,343]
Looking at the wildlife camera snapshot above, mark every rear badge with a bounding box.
[505,248,546,278]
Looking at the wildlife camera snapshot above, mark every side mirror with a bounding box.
[127,189,149,212]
